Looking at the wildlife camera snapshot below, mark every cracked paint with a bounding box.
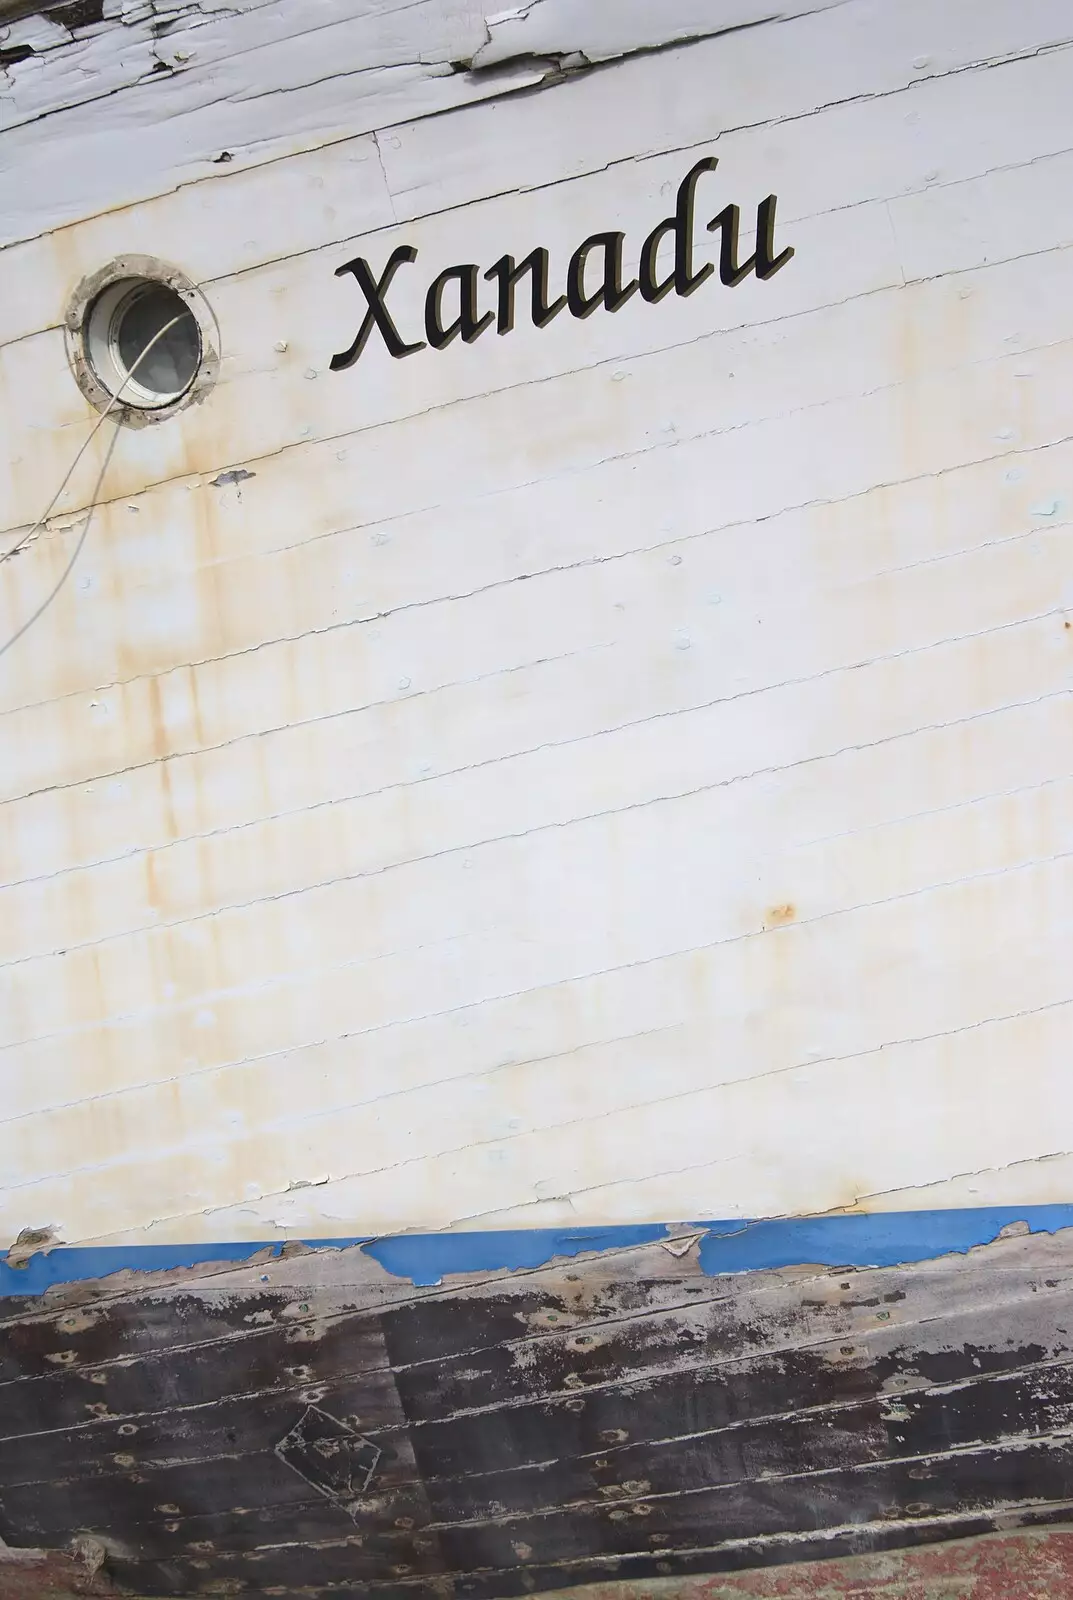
[1,0,1073,1588]
[0,0,797,247]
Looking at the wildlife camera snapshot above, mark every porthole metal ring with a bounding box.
[64,256,219,426]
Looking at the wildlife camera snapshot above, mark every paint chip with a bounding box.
[5,1225,61,1269]
[660,1231,705,1257]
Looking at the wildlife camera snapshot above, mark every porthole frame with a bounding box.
[64,256,219,427]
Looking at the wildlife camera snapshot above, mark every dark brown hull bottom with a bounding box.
[4,1225,1073,1596]
[6,1528,1073,1599]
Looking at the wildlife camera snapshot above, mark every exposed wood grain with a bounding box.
[2,0,1073,1590]
[5,1231,1073,1593]
[1,0,1072,1486]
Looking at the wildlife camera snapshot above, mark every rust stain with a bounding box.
[765,902,796,926]
[157,754,179,843]
[186,663,205,749]
[144,673,169,766]
[143,850,161,913]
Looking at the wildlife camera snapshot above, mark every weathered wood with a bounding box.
[527,1528,1073,1598]
[1,0,1072,1270]
[5,1231,1073,1594]
[2,1,1073,1590]
[5,1221,1073,1447]
[0,0,1056,269]
[2,153,1071,545]
[381,5,1073,223]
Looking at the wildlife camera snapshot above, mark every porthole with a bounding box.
[85,279,201,407]
[65,256,218,425]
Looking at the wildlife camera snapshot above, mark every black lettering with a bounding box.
[483,249,566,334]
[753,193,795,280]
[566,231,638,319]
[707,193,794,288]
[639,156,718,303]
[330,246,424,370]
[330,166,792,369]
[424,263,495,351]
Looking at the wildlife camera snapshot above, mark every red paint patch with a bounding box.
[0,1551,114,1599]
[541,1529,1073,1599]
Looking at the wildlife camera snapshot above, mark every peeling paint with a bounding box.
[2,0,1073,1587]
[5,1224,1073,1592]
[0,0,811,249]
[8,1208,1073,1296]
[3,1225,62,1272]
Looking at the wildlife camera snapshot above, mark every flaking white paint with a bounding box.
[0,0,1071,1253]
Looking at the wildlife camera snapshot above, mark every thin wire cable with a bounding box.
[0,312,188,662]
[1,312,186,569]
[0,428,121,664]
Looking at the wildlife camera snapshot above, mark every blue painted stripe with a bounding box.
[3,1207,1072,1297]
[688,1207,1073,1276]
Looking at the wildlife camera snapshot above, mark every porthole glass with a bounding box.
[84,277,202,409]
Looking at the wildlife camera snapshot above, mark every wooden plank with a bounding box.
[3,768,1072,1198]
[1,611,1069,1188]
[0,419,1067,882]
[380,4,1073,222]
[9,1289,1073,1509]
[3,244,1071,784]
[5,1226,1073,1456]
[0,1221,956,1378]
[384,1280,1073,1434]
[514,1528,1073,1600]
[3,1233,1073,1593]
[3,39,1073,540]
[0,1311,385,1439]
[26,980,1067,1243]
[3,181,1071,725]
[1,649,1068,970]
[0,0,1062,343]
[0,0,536,250]
[0,0,456,137]
[419,1438,1073,1578]
[0,603,1066,988]
[4,510,1071,1027]
[3,707,1072,1066]
[400,1359,1073,1508]
[889,145,1073,283]
[470,0,845,70]
[0,0,1071,1299]
[13,1399,1073,1592]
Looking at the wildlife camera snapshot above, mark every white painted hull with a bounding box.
[0,0,1070,1266]
[4,6,1073,1594]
